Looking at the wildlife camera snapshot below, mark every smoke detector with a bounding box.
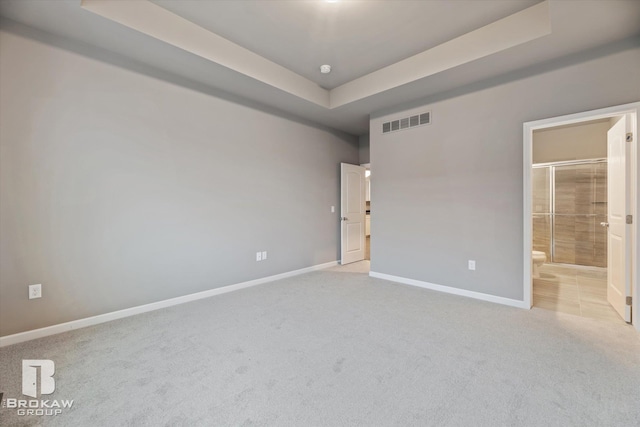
[320,65,331,74]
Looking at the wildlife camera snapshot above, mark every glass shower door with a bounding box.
[552,162,607,267]
[532,167,551,260]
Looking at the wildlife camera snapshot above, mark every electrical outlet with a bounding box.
[331,206,335,213]
[256,252,262,261]
[262,251,267,260]
[29,284,42,299]
[468,260,476,271]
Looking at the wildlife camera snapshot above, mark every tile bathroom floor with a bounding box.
[533,263,625,324]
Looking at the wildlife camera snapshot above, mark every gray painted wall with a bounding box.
[0,30,358,336]
[370,42,640,301]
[359,133,370,164]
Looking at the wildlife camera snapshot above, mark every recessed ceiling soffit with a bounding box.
[80,0,551,110]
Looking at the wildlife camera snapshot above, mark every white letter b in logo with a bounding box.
[22,360,55,398]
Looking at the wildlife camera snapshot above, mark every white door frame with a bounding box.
[523,102,640,331]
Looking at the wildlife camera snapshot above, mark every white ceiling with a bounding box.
[151,0,541,89]
[1,0,639,136]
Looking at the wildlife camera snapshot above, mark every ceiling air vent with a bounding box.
[382,111,431,135]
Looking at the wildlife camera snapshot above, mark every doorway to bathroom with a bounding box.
[523,102,640,331]
[532,154,612,321]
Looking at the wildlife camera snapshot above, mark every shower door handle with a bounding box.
[600,222,609,228]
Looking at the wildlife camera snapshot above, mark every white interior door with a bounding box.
[340,163,366,265]
[606,115,631,322]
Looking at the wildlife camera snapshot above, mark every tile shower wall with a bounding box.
[532,161,607,268]
[532,167,551,257]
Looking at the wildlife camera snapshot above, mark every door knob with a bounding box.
[600,222,609,228]
[341,217,348,221]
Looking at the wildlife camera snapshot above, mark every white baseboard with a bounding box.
[369,271,529,309]
[0,261,338,348]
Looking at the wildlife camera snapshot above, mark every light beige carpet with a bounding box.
[1,261,639,426]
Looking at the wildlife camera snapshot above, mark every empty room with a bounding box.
[1,1,640,426]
